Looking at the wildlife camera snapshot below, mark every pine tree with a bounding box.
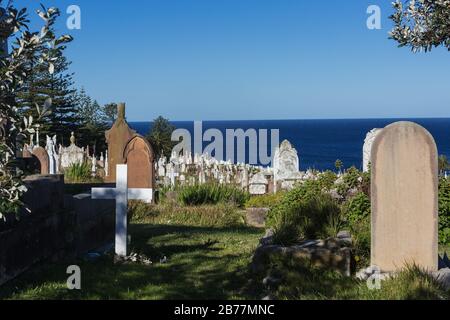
[75,88,108,155]
[15,7,76,146]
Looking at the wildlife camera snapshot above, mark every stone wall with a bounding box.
[0,175,114,286]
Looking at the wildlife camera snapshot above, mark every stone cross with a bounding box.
[169,170,179,187]
[92,164,153,257]
[371,121,438,272]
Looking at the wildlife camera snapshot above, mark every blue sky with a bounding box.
[13,0,450,121]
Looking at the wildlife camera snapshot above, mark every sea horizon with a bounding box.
[130,118,450,171]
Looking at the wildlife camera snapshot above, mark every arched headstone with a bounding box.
[32,146,50,175]
[371,121,438,272]
[124,136,155,189]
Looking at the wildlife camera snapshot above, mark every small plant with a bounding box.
[270,192,341,245]
[438,177,450,245]
[317,170,338,191]
[245,192,285,209]
[177,184,249,207]
[64,162,92,183]
[341,192,371,266]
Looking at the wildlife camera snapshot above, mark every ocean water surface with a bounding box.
[130,119,450,171]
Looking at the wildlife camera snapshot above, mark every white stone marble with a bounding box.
[363,128,382,172]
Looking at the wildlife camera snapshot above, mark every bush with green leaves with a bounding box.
[64,162,92,183]
[316,170,338,191]
[266,180,322,227]
[269,190,341,246]
[438,177,450,245]
[177,184,249,207]
[341,192,371,266]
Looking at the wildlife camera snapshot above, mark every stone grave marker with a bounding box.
[92,164,153,257]
[124,136,155,189]
[249,172,268,195]
[32,146,49,175]
[371,121,438,272]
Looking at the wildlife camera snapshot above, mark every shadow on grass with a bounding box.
[0,224,264,300]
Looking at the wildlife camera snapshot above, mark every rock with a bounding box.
[337,231,352,245]
[246,208,269,228]
[262,276,282,289]
[433,268,450,291]
[355,265,393,281]
[438,253,450,269]
[251,240,354,276]
[262,295,276,300]
[259,229,274,246]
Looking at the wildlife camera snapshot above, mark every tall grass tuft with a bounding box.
[64,162,92,183]
[270,192,341,245]
[177,184,249,207]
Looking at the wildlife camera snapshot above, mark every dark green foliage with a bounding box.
[0,197,20,218]
[74,88,109,154]
[15,13,77,142]
[317,170,338,191]
[270,191,341,245]
[341,192,371,266]
[146,116,176,160]
[266,180,322,228]
[178,184,249,207]
[102,103,118,124]
[439,177,450,245]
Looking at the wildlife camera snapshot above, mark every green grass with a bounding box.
[0,202,448,300]
[0,221,264,300]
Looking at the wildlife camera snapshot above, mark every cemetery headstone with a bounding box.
[273,140,301,191]
[363,128,382,172]
[371,121,438,272]
[124,136,155,189]
[32,146,49,175]
[105,103,137,183]
[249,172,269,195]
[92,164,153,257]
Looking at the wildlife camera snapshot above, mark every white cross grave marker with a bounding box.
[91,164,153,257]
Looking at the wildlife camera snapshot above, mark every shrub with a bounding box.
[438,177,450,245]
[177,184,249,207]
[0,198,20,219]
[266,180,322,227]
[270,192,341,245]
[316,170,338,191]
[341,192,371,266]
[245,192,285,209]
[64,162,92,183]
[336,166,364,198]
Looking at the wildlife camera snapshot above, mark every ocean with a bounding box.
[130,119,450,171]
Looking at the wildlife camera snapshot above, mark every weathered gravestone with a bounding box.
[362,128,382,172]
[273,140,301,191]
[105,103,137,183]
[124,136,155,189]
[249,173,269,195]
[32,146,49,175]
[105,103,155,193]
[371,121,438,272]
